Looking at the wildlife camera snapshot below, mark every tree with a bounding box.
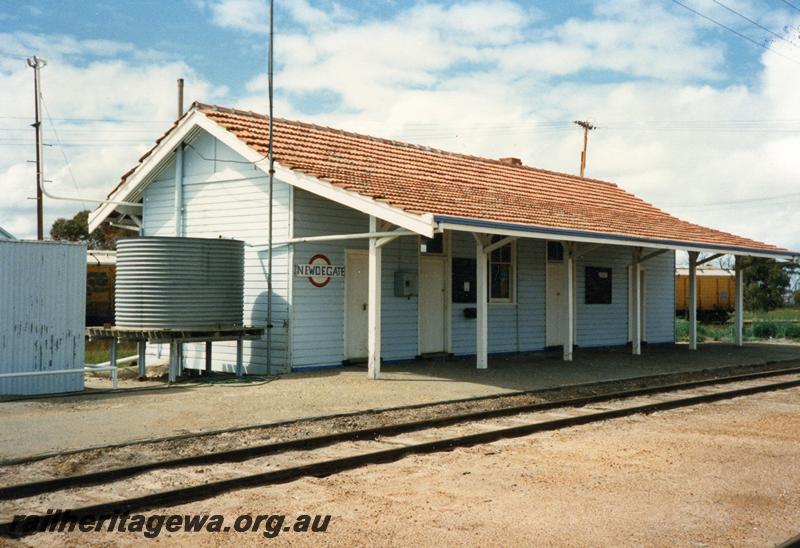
[736,256,792,311]
[50,210,128,250]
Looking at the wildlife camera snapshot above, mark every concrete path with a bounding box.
[1,343,798,460]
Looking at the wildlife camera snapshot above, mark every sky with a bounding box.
[0,0,799,254]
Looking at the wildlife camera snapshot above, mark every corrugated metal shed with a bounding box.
[0,240,86,395]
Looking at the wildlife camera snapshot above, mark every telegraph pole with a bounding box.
[27,56,47,240]
[573,120,596,178]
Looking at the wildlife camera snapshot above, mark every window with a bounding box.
[489,236,515,302]
[585,266,612,304]
[421,232,445,254]
[547,241,563,262]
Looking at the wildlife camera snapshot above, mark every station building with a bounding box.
[89,103,798,377]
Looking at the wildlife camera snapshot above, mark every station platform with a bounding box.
[1,342,799,460]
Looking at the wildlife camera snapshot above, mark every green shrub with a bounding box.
[698,323,733,341]
[752,322,780,339]
[784,323,800,340]
[675,318,689,342]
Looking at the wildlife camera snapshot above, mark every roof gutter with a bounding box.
[435,215,800,260]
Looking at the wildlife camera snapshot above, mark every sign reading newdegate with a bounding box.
[294,254,345,288]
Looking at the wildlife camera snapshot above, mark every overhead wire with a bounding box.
[41,93,88,209]
[779,0,800,14]
[710,0,800,49]
[669,0,800,65]
[184,141,270,165]
[664,192,800,209]
[0,115,171,124]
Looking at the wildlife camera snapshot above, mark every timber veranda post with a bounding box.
[688,251,699,350]
[367,216,382,379]
[563,242,576,361]
[475,235,489,369]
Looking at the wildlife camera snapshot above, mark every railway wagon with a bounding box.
[86,250,116,326]
[676,266,735,322]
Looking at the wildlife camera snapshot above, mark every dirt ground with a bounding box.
[1,358,797,485]
[10,386,800,547]
[2,342,799,461]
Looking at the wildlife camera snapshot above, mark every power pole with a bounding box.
[27,56,47,240]
[573,120,596,178]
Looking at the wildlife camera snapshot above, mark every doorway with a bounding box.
[546,261,567,347]
[345,250,369,361]
[419,256,448,354]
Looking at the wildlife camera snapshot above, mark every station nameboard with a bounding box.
[294,254,345,287]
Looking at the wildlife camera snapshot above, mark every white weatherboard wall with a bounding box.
[575,245,675,346]
[641,249,676,344]
[449,234,675,355]
[141,130,291,373]
[291,189,419,368]
[290,209,676,369]
[140,132,675,372]
[450,233,547,355]
[0,240,86,395]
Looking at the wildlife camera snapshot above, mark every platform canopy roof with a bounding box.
[90,102,798,259]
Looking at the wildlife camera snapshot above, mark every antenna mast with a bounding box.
[266,0,275,375]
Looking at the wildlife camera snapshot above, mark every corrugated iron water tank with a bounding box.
[115,237,244,329]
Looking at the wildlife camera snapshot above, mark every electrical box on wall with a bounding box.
[394,271,418,297]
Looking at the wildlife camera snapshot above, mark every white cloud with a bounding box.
[286,0,330,28]
[230,0,800,251]
[205,0,351,33]
[4,0,800,255]
[208,0,268,34]
[0,32,228,239]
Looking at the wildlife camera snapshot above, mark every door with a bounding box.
[419,256,447,354]
[546,262,566,346]
[345,251,369,360]
[628,268,647,342]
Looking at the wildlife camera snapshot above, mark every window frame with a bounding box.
[488,237,516,304]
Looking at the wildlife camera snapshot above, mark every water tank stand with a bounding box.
[86,326,265,382]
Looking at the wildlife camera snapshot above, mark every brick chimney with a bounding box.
[499,157,522,166]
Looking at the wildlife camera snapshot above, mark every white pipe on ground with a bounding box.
[89,355,138,367]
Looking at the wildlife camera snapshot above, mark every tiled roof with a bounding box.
[108,102,791,254]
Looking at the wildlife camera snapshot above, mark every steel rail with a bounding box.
[5,360,796,465]
[2,366,800,503]
[776,531,800,548]
[2,375,800,538]
[0,369,800,536]
[2,374,799,538]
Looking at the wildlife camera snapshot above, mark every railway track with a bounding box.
[2,367,800,538]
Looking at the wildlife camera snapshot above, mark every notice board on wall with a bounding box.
[585,266,612,304]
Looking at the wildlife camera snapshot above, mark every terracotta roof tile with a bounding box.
[107,102,791,255]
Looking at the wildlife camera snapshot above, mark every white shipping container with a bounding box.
[0,240,86,395]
